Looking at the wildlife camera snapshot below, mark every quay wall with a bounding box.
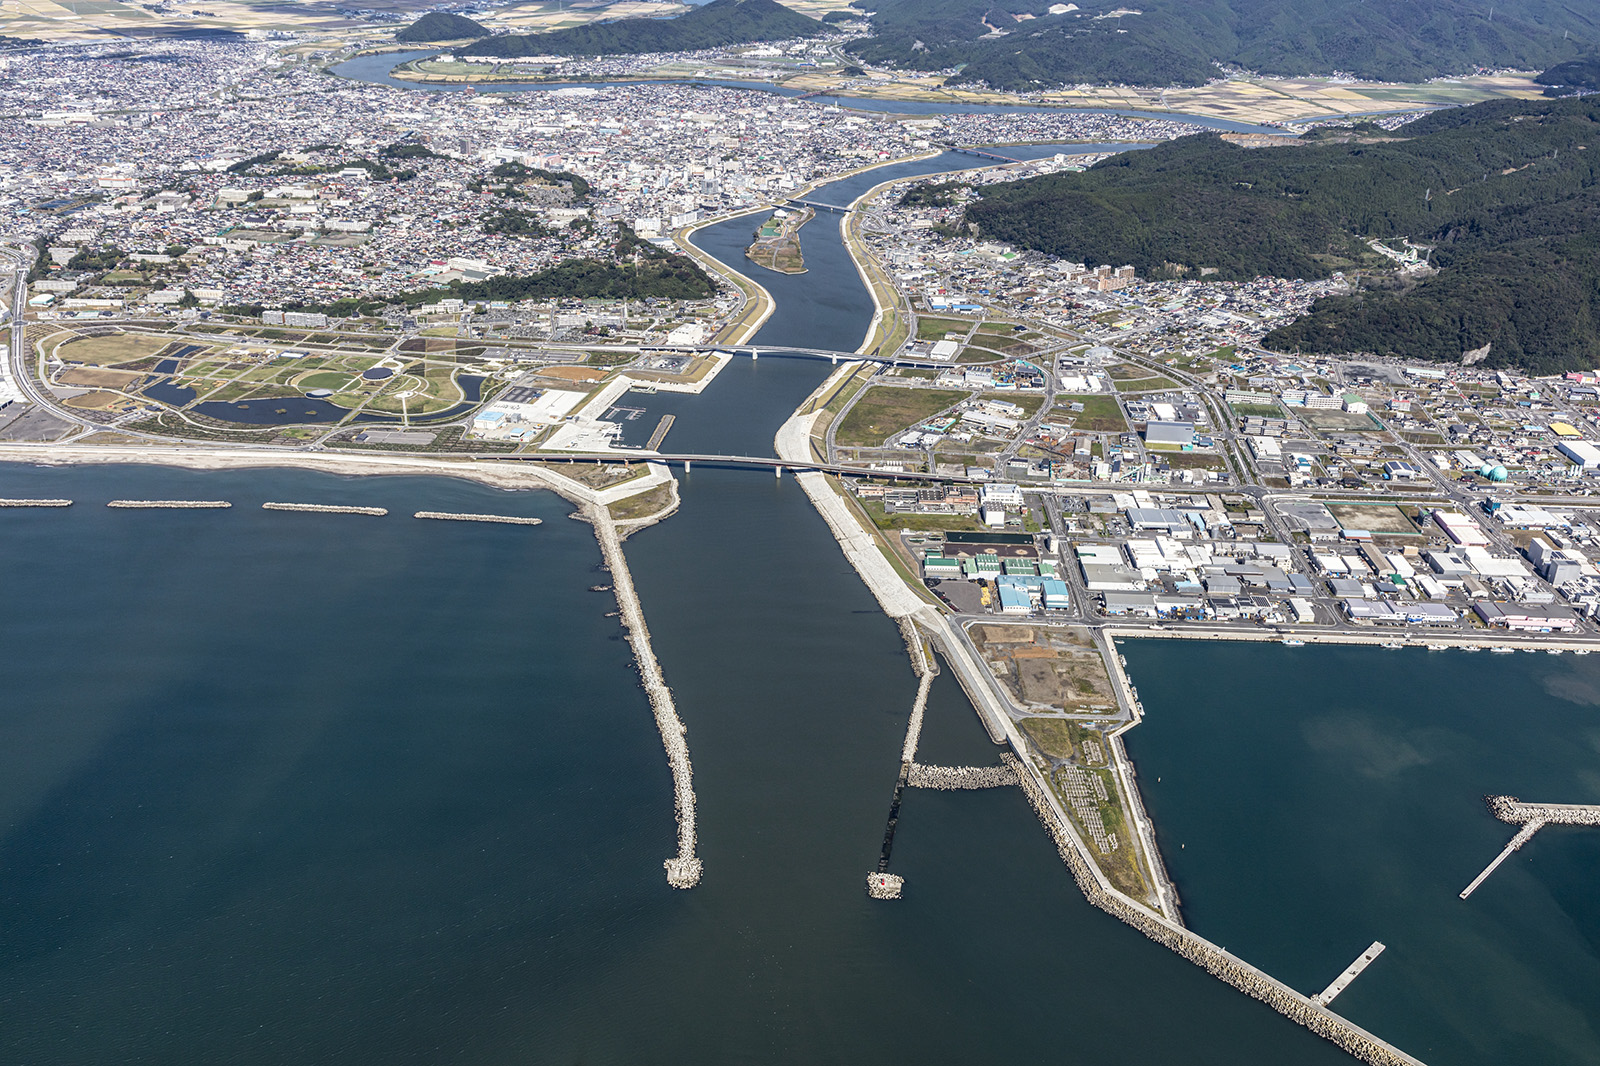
[590,505,701,889]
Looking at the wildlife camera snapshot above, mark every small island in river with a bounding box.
[745,206,812,274]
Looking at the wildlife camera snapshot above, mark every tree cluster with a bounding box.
[964,97,1600,371]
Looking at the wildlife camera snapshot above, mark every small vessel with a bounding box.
[589,585,612,592]
[1547,649,1566,655]
[1280,638,1305,647]
[1381,642,1405,650]
[1489,646,1515,654]
[1574,649,1590,656]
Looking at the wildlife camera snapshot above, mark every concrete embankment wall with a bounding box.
[590,505,701,889]
[1006,752,1427,1066]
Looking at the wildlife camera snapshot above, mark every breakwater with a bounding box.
[107,499,232,508]
[1488,795,1600,826]
[414,511,543,525]
[1005,750,1428,1066]
[590,504,700,889]
[0,498,71,507]
[905,763,1018,789]
[265,502,389,516]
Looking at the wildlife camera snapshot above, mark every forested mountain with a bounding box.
[845,0,1596,90]
[396,12,489,42]
[964,97,1600,372]
[462,0,821,58]
[1536,55,1600,93]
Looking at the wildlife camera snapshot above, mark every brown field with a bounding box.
[57,367,141,389]
[534,366,608,384]
[969,623,1118,715]
[62,390,127,410]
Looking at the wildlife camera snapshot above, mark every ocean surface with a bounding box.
[1122,638,1600,1065]
[0,146,1578,1066]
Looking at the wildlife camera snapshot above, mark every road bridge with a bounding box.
[480,451,978,484]
[946,145,1024,163]
[785,197,850,215]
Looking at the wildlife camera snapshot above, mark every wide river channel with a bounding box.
[1,140,1595,1066]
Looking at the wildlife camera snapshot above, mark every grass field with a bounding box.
[835,386,967,447]
[915,316,974,340]
[55,333,169,366]
[1115,375,1180,392]
[1053,394,1125,432]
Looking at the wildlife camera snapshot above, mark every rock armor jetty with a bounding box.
[591,504,700,889]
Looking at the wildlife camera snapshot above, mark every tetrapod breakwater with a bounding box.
[1460,795,1600,900]
[1488,795,1600,826]
[1006,751,1427,1066]
[265,502,389,516]
[107,500,232,509]
[590,504,700,889]
[414,511,542,525]
[0,498,71,507]
[905,763,1018,790]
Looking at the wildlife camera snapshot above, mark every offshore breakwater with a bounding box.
[590,503,701,889]
[0,498,70,507]
[414,510,543,525]
[265,502,388,516]
[107,499,231,508]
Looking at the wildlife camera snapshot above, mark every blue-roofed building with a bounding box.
[1042,578,1071,610]
[996,583,1031,615]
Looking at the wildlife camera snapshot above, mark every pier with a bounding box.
[645,414,675,452]
[591,505,700,888]
[107,499,231,508]
[264,502,388,516]
[0,498,70,507]
[1460,795,1600,900]
[1312,942,1387,1006]
[413,511,542,525]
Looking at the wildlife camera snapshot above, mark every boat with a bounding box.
[1280,638,1305,647]
[1574,649,1590,656]
[1381,642,1405,649]
[1547,649,1566,655]
[589,584,612,592]
[1489,646,1515,653]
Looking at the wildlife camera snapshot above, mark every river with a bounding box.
[327,50,1294,135]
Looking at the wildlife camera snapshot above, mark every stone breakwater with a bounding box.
[1005,752,1428,1066]
[0,498,71,507]
[107,500,232,508]
[590,505,701,889]
[866,872,904,899]
[1488,795,1600,826]
[414,511,542,525]
[265,502,389,516]
[906,763,1017,790]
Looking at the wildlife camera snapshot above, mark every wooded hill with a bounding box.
[963,97,1600,372]
[396,12,489,42]
[845,0,1595,90]
[462,0,822,58]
